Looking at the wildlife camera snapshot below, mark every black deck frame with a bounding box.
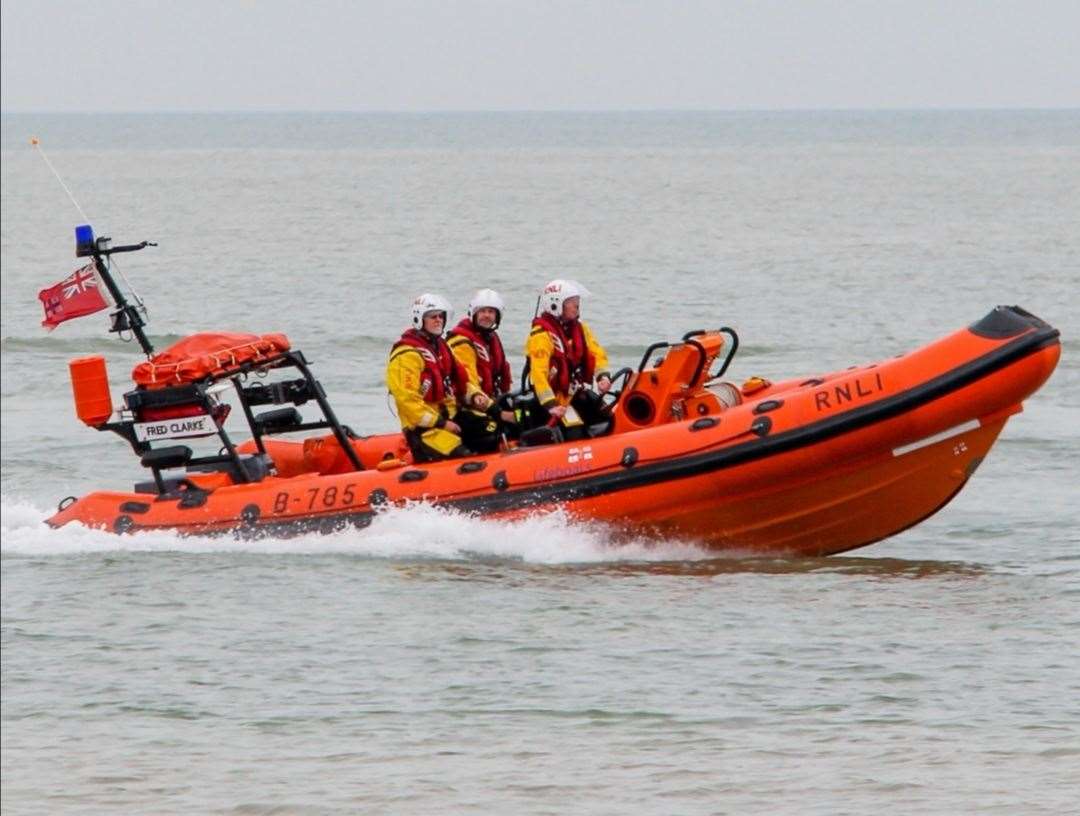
[101,349,363,493]
[78,231,356,491]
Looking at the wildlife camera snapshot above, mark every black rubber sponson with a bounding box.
[969,305,1047,339]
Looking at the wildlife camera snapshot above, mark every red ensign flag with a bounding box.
[38,263,109,330]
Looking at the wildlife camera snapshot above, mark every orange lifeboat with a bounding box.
[46,305,1060,557]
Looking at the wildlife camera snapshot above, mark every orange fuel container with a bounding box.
[69,355,113,426]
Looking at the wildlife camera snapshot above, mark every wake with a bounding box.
[0,494,712,564]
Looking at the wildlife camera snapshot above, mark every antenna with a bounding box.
[33,137,157,357]
[31,137,91,222]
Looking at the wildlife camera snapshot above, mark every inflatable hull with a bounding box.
[47,307,1061,556]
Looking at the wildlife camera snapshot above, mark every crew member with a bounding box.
[447,289,518,451]
[525,279,612,440]
[386,293,480,462]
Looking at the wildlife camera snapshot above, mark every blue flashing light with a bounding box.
[75,224,95,257]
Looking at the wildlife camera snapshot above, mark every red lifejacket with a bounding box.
[531,313,596,395]
[448,318,513,397]
[392,329,470,405]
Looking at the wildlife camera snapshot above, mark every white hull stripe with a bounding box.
[892,419,982,457]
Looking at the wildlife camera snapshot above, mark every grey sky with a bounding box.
[2,0,1077,112]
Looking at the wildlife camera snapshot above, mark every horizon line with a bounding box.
[3,105,1079,116]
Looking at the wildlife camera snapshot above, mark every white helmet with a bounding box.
[410,293,453,330]
[539,279,590,318]
[468,288,506,328]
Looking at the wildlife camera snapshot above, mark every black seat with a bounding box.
[519,425,564,447]
[139,446,195,495]
[255,407,303,433]
[587,420,613,438]
[188,453,272,484]
[140,445,193,470]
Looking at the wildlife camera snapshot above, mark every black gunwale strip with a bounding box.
[134,322,1059,537]
[154,508,378,538]
[444,324,1059,514]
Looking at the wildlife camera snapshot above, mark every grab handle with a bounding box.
[710,327,740,380]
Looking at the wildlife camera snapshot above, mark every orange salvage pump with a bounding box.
[47,306,1060,558]
[611,330,736,430]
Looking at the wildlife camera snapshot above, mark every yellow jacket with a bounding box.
[525,320,609,407]
[386,344,480,430]
[447,334,512,404]
[386,343,483,458]
[448,338,484,399]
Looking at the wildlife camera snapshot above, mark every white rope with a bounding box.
[30,137,91,222]
[32,137,150,318]
[107,255,148,313]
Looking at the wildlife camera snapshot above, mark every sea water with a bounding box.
[2,111,1078,814]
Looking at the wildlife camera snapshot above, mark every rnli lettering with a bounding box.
[813,373,885,412]
[133,414,215,442]
[534,463,590,481]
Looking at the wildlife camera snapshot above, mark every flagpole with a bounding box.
[91,242,156,357]
[30,137,157,357]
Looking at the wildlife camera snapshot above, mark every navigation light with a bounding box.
[75,224,95,257]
